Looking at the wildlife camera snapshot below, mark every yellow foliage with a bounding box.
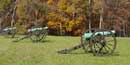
[57,0,67,10]
[66,20,75,32]
[18,25,27,34]
[17,0,87,35]
[48,21,56,26]
[16,4,26,18]
[47,0,54,5]
[74,29,82,36]
[66,6,75,13]
[48,21,60,29]
[77,16,84,21]
[49,12,57,17]
[75,20,80,25]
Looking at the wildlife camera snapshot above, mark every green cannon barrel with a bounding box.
[83,30,116,40]
[28,27,48,32]
[3,27,16,32]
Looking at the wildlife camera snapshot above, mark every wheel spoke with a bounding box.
[95,43,102,54]
[103,46,109,53]
[105,45,112,51]
[107,43,113,46]
[95,43,101,49]
[93,43,96,50]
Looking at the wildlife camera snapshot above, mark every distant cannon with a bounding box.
[13,26,48,42]
[2,27,17,38]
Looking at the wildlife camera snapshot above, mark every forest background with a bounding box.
[0,0,130,36]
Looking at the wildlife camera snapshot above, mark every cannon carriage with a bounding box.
[13,26,48,42]
[29,26,48,42]
[58,28,117,56]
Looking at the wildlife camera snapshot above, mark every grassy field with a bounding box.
[0,36,130,65]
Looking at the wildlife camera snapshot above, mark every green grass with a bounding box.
[0,36,130,65]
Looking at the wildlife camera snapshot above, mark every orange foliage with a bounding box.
[47,0,54,5]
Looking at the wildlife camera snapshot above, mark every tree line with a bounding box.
[0,0,130,36]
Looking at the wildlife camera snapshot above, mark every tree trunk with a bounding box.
[99,0,104,29]
[88,0,93,32]
[59,23,63,36]
[0,18,2,31]
[11,0,17,27]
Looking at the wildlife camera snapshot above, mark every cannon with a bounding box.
[58,29,117,56]
[13,26,48,42]
[2,27,17,38]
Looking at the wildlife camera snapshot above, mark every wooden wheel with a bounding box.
[81,28,97,52]
[10,32,16,38]
[30,27,48,42]
[10,29,16,38]
[38,30,48,41]
[30,30,42,42]
[90,29,117,56]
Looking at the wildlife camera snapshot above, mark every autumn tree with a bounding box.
[0,0,16,30]
[0,0,130,36]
